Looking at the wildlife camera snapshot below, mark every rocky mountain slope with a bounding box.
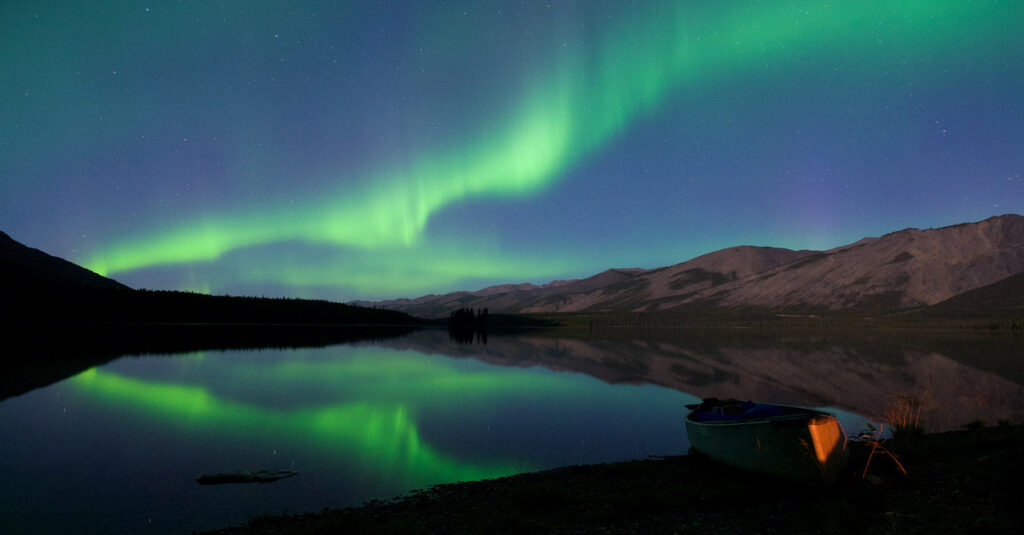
[686,214,1024,312]
[362,214,1024,318]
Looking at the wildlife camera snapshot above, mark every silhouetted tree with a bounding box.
[447,307,487,344]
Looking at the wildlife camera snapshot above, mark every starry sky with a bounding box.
[2,1,1022,301]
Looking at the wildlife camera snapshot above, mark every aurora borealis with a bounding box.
[2,1,1021,299]
[63,344,693,481]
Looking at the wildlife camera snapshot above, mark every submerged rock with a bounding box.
[196,469,300,485]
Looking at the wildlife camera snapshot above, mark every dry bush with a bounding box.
[886,393,926,440]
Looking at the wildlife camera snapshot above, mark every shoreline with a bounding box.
[205,424,1022,534]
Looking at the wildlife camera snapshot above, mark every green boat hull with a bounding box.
[686,404,848,486]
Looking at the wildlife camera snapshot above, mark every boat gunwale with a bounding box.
[685,404,838,427]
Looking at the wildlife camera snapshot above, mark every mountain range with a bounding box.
[359,214,1024,318]
[4,214,1022,323]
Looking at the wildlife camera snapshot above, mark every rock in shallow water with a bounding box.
[196,469,300,485]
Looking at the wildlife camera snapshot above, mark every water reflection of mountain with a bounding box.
[384,330,1024,431]
[1,324,418,402]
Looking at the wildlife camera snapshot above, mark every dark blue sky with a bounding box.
[2,1,1021,299]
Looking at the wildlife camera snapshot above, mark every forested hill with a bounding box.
[1,231,418,325]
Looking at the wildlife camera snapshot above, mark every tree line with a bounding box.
[447,307,488,344]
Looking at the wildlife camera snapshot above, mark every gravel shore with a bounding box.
[205,425,1023,534]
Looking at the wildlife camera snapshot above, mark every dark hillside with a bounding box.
[1,231,422,401]
[0,231,130,291]
[1,323,418,402]
[1,231,419,326]
[921,272,1024,315]
[901,271,1024,330]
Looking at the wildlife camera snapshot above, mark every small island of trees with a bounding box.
[447,307,488,344]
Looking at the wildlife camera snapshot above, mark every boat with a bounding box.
[685,398,849,486]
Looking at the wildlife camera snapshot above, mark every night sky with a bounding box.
[2,1,1021,300]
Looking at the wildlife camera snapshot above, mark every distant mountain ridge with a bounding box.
[359,214,1024,318]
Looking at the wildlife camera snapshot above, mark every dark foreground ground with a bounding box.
[206,424,1023,534]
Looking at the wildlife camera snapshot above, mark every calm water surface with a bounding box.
[1,329,1018,534]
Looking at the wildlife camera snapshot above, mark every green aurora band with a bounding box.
[229,241,579,296]
[81,1,1006,292]
[66,345,695,487]
[70,365,527,486]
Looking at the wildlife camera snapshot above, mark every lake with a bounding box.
[1,328,1020,534]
